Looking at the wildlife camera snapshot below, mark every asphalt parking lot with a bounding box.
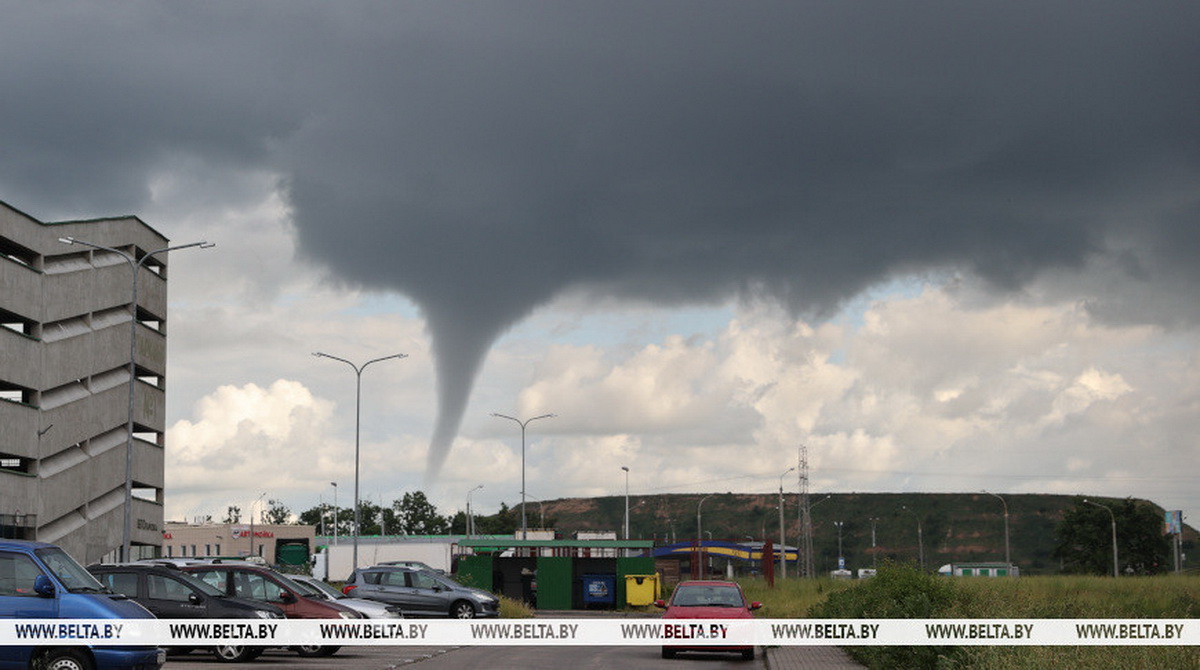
[160,646,459,669]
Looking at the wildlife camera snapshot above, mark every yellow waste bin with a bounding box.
[625,573,660,607]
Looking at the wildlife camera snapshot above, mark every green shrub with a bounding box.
[498,594,535,618]
[808,562,964,669]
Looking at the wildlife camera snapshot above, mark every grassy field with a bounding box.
[736,565,1200,669]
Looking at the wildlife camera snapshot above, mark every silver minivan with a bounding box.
[343,566,498,618]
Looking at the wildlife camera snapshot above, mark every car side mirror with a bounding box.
[34,575,55,597]
[189,593,202,605]
[280,591,296,604]
[749,601,762,611]
[653,599,667,608]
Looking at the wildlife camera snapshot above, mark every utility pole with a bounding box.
[798,445,815,578]
[869,517,879,568]
[778,466,795,579]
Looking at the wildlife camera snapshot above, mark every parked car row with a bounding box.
[0,540,503,670]
[89,561,283,663]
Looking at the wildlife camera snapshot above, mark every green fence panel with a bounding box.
[457,554,494,591]
[536,556,573,610]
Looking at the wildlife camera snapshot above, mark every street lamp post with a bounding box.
[696,494,714,578]
[58,236,213,561]
[779,467,795,579]
[331,482,339,545]
[983,490,1011,568]
[250,492,266,558]
[1083,499,1119,577]
[622,466,631,541]
[869,517,880,568]
[466,485,483,538]
[314,352,406,571]
[833,521,845,571]
[901,505,925,570]
[696,494,714,543]
[491,413,555,540]
[519,492,547,530]
[800,494,832,578]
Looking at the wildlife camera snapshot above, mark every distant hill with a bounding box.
[524,492,1195,576]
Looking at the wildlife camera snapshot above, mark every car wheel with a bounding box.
[212,645,259,663]
[42,649,94,670]
[450,600,476,619]
[661,647,676,659]
[295,645,341,657]
[294,645,325,657]
[741,647,756,661]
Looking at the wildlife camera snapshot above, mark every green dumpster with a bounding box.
[624,573,660,607]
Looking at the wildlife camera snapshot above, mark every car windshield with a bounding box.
[175,570,226,597]
[35,547,108,593]
[671,584,746,608]
[296,578,345,599]
[277,574,321,597]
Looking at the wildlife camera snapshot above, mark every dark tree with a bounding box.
[299,503,352,537]
[474,503,518,535]
[1054,498,1170,575]
[393,491,451,535]
[262,499,292,525]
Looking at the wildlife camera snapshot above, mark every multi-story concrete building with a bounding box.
[1,200,173,564]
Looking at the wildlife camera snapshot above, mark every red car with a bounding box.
[655,580,761,661]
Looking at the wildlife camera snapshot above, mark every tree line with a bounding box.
[211,492,540,539]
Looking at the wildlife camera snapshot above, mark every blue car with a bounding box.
[0,540,164,670]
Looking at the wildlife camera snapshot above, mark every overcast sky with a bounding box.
[3,2,1198,531]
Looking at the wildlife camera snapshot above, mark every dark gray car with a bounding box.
[343,566,499,618]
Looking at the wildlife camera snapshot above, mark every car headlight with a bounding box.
[338,611,360,619]
[253,610,273,619]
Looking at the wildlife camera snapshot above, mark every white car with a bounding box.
[290,575,404,619]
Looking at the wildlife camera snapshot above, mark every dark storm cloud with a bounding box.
[3,2,1197,475]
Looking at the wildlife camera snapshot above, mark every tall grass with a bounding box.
[499,595,536,618]
[740,564,1200,669]
[738,574,858,618]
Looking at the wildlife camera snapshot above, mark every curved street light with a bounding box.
[697,492,715,578]
[330,482,338,545]
[901,505,925,570]
[778,467,795,578]
[868,517,881,568]
[314,352,407,571]
[59,236,213,561]
[696,494,715,542]
[250,492,267,558]
[466,485,483,538]
[833,520,845,571]
[1083,499,1119,577]
[622,466,631,542]
[491,413,555,540]
[983,490,1011,568]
